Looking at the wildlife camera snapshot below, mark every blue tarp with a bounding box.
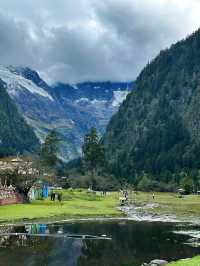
[42,185,49,198]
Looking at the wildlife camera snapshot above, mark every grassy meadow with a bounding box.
[131,192,200,219]
[1,190,200,223]
[0,189,121,223]
[167,256,200,266]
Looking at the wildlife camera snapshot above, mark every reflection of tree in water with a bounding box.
[0,225,44,248]
[0,224,84,266]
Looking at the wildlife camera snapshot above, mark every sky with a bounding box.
[0,0,200,84]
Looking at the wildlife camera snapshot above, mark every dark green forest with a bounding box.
[0,80,39,156]
[103,29,200,191]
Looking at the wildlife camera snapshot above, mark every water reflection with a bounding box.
[26,224,47,235]
[0,221,199,266]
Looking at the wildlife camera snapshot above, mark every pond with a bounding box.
[0,220,200,266]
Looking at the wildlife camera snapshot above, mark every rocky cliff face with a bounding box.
[0,65,134,160]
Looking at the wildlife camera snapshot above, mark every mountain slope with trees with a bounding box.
[0,79,39,156]
[103,29,200,190]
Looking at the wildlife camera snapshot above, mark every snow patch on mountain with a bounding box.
[0,66,54,101]
[91,99,107,105]
[75,98,90,104]
[72,84,79,90]
[75,98,108,108]
[112,90,129,107]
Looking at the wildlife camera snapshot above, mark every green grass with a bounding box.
[130,192,200,219]
[167,256,200,265]
[0,189,121,223]
[1,190,200,224]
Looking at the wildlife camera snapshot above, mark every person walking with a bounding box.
[58,193,62,202]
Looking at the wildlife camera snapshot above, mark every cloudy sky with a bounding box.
[0,0,200,84]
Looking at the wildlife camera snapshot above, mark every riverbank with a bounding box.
[123,192,200,224]
[0,190,121,224]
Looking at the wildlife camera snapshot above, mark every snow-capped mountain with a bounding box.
[0,65,134,161]
[0,66,53,101]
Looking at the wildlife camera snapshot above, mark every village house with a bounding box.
[0,156,38,205]
[0,179,22,205]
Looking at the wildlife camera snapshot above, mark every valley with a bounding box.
[0,65,134,160]
[1,1,200,265]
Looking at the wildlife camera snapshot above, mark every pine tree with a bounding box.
[82,127,105,179]
[40,130,60,169]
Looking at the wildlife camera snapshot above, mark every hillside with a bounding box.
[0,65,134,161]
[103,29,200,183]
[0,79,39,156]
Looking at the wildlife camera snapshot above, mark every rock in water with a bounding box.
[149,259,168,266]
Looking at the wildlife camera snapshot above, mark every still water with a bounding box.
[0,220,199,266]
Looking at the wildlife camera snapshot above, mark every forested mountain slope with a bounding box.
[103,29,200,182]
[0,79,39,156]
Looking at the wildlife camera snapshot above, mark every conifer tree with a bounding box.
[82,127,105,180]
[40,130,60,169]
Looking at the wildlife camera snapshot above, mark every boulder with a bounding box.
[149,260,168,266]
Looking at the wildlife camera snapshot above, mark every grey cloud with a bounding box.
[0,14,33,66]
[0,0,200,83]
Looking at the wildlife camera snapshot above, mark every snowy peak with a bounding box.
[0,65,53,101]
[8,66,50,90]
[52,81,134,103]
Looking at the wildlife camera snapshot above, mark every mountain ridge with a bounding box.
[103,28,200,183]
